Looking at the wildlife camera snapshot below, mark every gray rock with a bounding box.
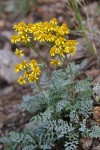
[1,31,12,40]
[0,86,13,96]
[0,50,28,84]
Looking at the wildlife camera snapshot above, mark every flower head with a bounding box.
[31,66,41,76]
[20,60,28,70]
[50,59,61,67]
[24,71,30,78]
[14,64,22,72]
[55,37,66,46]
[14,22,26,32]
[29,59,38,68]
[28,74,38,83]
[50,18,58,25]
[57,23,70,35]
[17,76,26,85]
[11,35,21,43]
[50,47,57,56]
[15,48,24,57]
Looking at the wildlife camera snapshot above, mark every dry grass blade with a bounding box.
[67,0,97,55]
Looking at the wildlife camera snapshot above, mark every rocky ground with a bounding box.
[0,0,100,149]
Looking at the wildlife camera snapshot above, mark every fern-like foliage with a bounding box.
[0,63,100,150]
[79,99,93,118]
[64,140,78,150]
[89,125,100,138]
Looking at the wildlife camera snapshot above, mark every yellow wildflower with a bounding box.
[63,47,69,54]
[13,22,29,37]
[31,66,41,76]
[24,71,30,78]
[11,35,21,43]
[17,22,26,27]
[14,22,26,31]
[34,34,47,42]
[17,76,26,85]
[50,18,58,25]
[65,40,77,47]
[17,27,28,35]
[46,34,57,42]
[63,40,77,55]
[50,46,57,56]
[43,22,53,32]
[68,47,76,55]
[29,59,38,68]
[20,60,28,69]
[15,48,24,57]
[21,34,30,43]
[50,45,63,56]
[14,64,22,72]
[50,59,61,67]
[55,37,66,46]
[28,24,34,33]
[30,23,43,34]
[28,74,38,83]
[58,48,64,56]
[57,23,70,35]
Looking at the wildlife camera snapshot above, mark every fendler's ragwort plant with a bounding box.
[12,18,77,85]
[0,18,100,150]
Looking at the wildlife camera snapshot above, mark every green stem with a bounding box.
[34,43,51,80]
[36,82,47,101]
[67,55,74,81]
[33,42,64,92]
[59,55,68,77]
[36,81,41,91]
[65,55,75,104]
[34,43,59,91]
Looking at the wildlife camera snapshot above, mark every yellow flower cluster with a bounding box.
[12,18,77,82]
[11,19,70,43]
[11,22,30,44]
[14,49,41,85]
